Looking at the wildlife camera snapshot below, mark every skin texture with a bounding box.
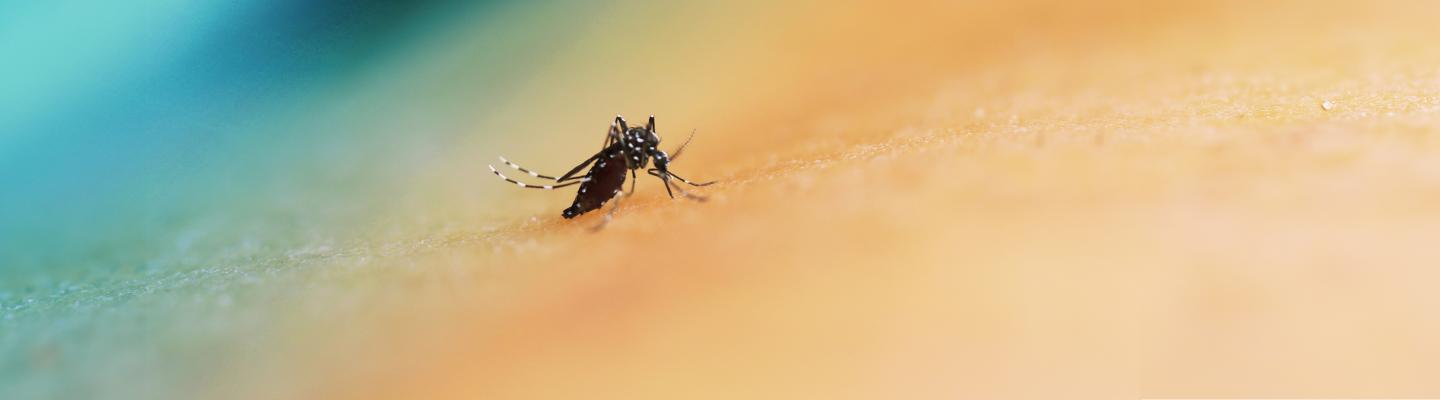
[340,1,1440,398]
[8,1,1440,399]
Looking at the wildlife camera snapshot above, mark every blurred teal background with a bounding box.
[0,0,598,285]
[0,2,615,396]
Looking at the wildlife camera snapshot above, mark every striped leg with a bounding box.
[498,156,569,181]
[647,169,708,201]
[647,169,716,187]
[488,164,587,190]
[502,150,605,183]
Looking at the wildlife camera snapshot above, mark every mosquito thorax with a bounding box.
[622,127,656,169]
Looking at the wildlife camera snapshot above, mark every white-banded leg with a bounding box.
[488,164,587,190]
[647,169,708,201]
[647,169,716,187]
[590,188,628,231]
[497,156,562,181]
[497,156,595,183]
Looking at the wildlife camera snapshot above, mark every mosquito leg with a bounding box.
[556,152,602,182]
[627,169,637,195]
[590,189,627,232]
[489,164,587,189]
[665,177,708,201]
[647,169,707,201]
[664,170,716,187]
[647,168,717,187]
[497,156,563,181]
[559,117,629,182]
[646,169,675,198]
[601,115,624,151]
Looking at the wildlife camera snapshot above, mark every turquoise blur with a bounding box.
[0,1,634,397]
[0,0,606,285]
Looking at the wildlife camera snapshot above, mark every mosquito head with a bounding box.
[652,150,670,170]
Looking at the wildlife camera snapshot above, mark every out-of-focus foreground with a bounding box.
[4,0,1440,399]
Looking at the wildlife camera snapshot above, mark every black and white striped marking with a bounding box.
[498,156,561,181]
[487,163,587,190]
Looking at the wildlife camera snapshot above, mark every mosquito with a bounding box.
[488,115,716,228]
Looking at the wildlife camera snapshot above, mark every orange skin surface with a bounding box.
[181,1,1440,398]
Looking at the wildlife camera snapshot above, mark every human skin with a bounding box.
[324,1,1440,398]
